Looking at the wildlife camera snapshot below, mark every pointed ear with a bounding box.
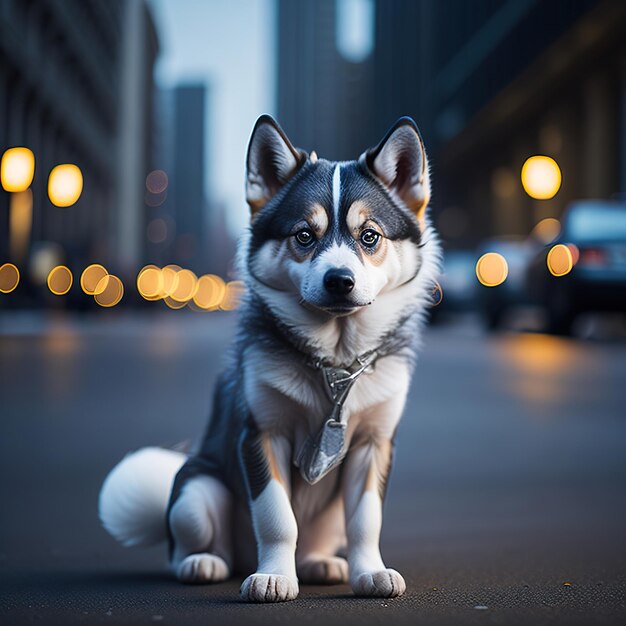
[246,115,307,215]
[361,117,430,217]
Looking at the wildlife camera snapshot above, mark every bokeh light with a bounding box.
[169,269,198,303]
[521,156,561,200]
[547,244,573,277]
[0,263,20,293]
[145,170,168,194]
[137,265,164,300]
[1,147,35,192]
[476,253,508,287]
[531,217,561,244]
[80,264,109,295]
[94,275,124,307]
[160,265,180,298]
[48,164,83,207]
[193,274,226,310]
[47,265,73,295]
[9,189,33,262]
[220,280,246,310]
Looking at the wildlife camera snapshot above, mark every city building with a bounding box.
[276,0,626,247]
[0,0,158,299]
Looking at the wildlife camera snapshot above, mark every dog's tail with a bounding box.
[98,447,187,547]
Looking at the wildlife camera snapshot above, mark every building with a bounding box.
[430,0,626,245]
[0,0,158,299]
[149,83,215,274]
[276,0,375,160]
[276,0,626,247]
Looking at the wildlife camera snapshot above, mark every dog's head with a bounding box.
[244,115,436,321]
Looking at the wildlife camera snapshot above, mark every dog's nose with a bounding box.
[324,268,355,295]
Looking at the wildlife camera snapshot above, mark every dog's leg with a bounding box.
[169,475,232,584]
[296,494,348,584]
[239,428,299,602]
[342,439,405,597]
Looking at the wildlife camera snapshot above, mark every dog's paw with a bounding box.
[297,556,349,584]
[176,553,230,584]
[240,573,299,602]
[351,568,406,598]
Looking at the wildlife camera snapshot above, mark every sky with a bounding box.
[149,0,276,236]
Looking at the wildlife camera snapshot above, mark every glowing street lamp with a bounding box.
[521,156,561,200]
[1,148,35,192]
[48,164,83,207]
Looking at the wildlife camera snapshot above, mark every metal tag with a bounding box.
[296,419,347,485]
[295,352,377,485]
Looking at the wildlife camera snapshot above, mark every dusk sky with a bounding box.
[149,0,276,235]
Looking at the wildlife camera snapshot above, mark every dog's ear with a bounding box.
[246,115,307,215]
[362,117,430,218]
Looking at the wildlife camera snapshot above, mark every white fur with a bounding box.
[241,479,299,602]
[332,163,341,220]
[98,447,186,547]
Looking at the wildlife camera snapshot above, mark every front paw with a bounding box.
[240,573,299,602]
[351,568,406,597]
[298,556,349,584]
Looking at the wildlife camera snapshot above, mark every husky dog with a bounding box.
[99,115,440,602]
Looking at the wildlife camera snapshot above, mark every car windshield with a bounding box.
[566,205,626,242]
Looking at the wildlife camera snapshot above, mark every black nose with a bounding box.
[324,268,355,295]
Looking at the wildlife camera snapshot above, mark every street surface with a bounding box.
[1,311,625,625]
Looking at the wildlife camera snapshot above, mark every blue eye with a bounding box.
[295,229,315,247]
[360,229,380,248]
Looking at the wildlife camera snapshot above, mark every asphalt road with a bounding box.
[1,311,625,625]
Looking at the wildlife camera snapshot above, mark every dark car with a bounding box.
[527,201,626,334]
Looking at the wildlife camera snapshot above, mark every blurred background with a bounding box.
[1,1,626,624]
[0,0,625,332]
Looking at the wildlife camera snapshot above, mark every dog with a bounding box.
[99,115,441,602]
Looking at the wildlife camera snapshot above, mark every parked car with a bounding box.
[526,200,626,334]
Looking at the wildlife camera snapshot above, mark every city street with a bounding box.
[1,312,625,625]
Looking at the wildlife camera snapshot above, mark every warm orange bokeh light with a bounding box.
[80,264,109,295]
[521,156,561,200]
[0,263,20,293]
[47,265,73,295]
[476,253,508,287]
[48,164,83,207]
[547,244,573,277]
[170,269,198,303]
[137,265,164,300]
[160,265,181,298]
[193,274,226,310]
[1,147,35,192]
[94,275,124,307]
[531,217,561,244]
[220,280,246,310]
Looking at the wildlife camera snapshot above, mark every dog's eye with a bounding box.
[295,229,315,247]
[360,229,380,248]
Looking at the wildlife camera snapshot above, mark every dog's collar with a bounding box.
[248,295,413,484]
[295,349,379,485]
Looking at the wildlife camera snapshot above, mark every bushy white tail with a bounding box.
[98,447,186,547]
